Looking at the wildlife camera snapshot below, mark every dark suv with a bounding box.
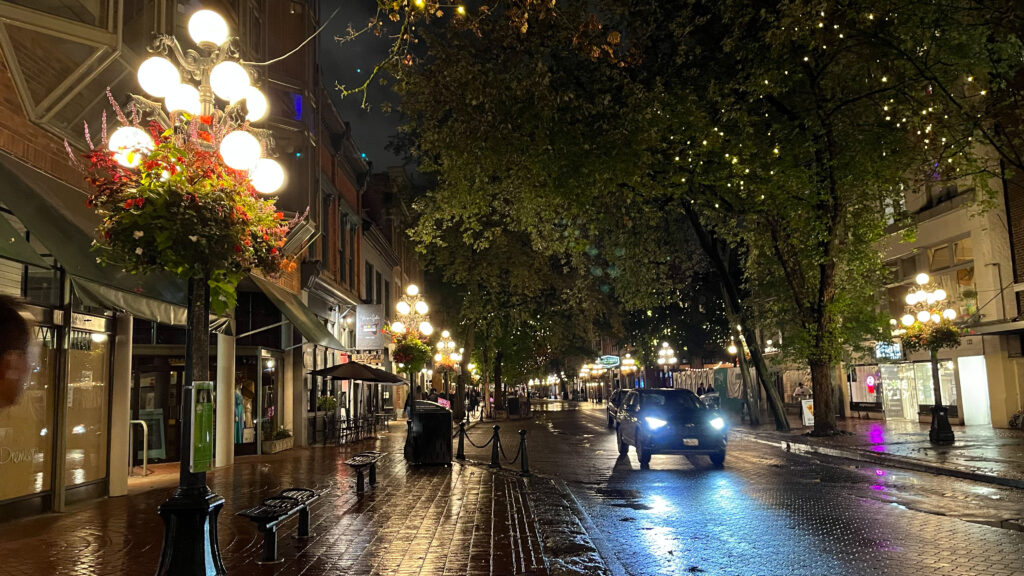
[616,389,727,468]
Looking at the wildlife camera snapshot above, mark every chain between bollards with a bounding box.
[518,429,530,477]
[489,425,501,468]
[456,421,466,460]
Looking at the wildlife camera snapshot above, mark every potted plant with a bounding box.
[262,426,293,454]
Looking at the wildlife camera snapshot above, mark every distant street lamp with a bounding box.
[893,272,959,444]
[434,329,460,399]
[621,354,637,388]
[656,342,677,387]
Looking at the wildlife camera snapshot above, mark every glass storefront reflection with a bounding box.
[0,326,55,501]
[65,330,110,486]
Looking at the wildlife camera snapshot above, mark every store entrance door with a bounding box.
[880,364,919,420]
[257,349,283,454]
[234,355,259,456]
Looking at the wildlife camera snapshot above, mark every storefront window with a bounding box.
[0,326,56,501]
[913,360,957,407]
[65,329,110,486]
[850,365,881,404]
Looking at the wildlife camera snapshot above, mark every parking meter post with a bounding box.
[519,429,530,477]
[456,421,466,460]
[489,425,501,468]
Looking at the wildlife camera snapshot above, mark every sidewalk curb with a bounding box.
[733,430,1024,490]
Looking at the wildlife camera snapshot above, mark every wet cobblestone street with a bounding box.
[465,402,1024,576]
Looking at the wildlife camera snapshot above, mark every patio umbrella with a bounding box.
[307,360,406,384]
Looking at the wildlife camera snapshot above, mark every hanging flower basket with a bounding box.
[71,96,296,314]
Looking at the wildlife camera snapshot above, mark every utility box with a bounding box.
[188,381,215,473]
[409,400,452,465]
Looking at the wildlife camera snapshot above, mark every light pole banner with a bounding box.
[356,305,384,349]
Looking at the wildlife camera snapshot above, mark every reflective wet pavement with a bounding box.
[741,416,1024,485]
[0,423,548,576]
[465,401,1024,576]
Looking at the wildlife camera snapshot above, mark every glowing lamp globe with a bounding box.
[901,314,915,327]
[396,301,411,315]
[727,343,738,355]
[107,126,154,168]
[188,10,229,46]
[219,130,261,170]
[930,313,941,323]
[137,57,179,98]
[249,158,284,194]
[934,289,947,301]
[915,273,930,285]
[390,321,406,334]
[405,284,419,296]
[210,61,250,102]
[916,310,930,323]
[165,83,201,114]
[905,293,917,305]
[436,342,444,350]
[237,85,268,122]
[447,341,456,350]
[415,300,429,315]
[434,353,442,362]
[657,358,665,365]
[441,330,450,339]
[669,357,677,364]
[419,322,434,336]
[943,308,957,320]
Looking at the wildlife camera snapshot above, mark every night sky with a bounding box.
[318,2,407,171]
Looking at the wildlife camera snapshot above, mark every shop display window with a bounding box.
[912,360,957,407]
[65,329,110,487]
[850,366,881,404]
[0,326,56,501]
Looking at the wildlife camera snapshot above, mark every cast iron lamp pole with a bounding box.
[391,284,433,461]
[656,342,677,388]
[895,272,958,444]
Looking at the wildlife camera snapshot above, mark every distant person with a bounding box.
[0,296,31,410]
[697,384,706,396]
[794,382,812,402]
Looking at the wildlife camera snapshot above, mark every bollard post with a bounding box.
[489,425,501,468]
[519,429,530,477]
[456,421,466,460]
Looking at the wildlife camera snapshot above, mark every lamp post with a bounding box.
[894,272,959,444]
[621,354,637,388]
[392,283,433,458]
[434,330,461,400]
[127,9,285,575]
[656,342,677,388]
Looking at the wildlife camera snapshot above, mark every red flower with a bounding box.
[275,212,283,220]
[234,245,242,253]
[243,238,251,246]
[123,200,133,209]
[199,115,213,125]
[198,131,213,143]
[270,248,278,255]
[135,197,144,207]
[263,234,269,241]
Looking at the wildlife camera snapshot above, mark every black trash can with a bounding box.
[409,400,452,464]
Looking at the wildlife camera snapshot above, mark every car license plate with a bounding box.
[683,438,699,446]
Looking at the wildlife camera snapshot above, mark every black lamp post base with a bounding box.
[929,405,956,444]
[156,488,227,576]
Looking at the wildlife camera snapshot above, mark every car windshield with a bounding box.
[641,391,704,411]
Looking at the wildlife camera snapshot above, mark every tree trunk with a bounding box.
[494,348,504,410]
[809,358,836,435]
[455,324,475,421]
[688,211,789,431]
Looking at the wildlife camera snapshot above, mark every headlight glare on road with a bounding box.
[644,417,667,430]
[710,417,725,430]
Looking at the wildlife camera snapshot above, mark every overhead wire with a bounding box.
[241,3,343,66]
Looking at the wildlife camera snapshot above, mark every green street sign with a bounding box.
[598,355,620,368]
[190,381,215,473]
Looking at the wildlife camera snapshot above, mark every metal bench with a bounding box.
[344,451,383,493]
[237,487,321,563]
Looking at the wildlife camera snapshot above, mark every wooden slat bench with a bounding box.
[237,487,321,563]
[344,451,384,493]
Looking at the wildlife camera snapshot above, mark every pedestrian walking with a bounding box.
[0,296,30,410]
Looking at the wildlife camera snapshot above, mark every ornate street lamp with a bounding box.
[656,342,677,387]
[893,272,959,443]
[128,9,284,194]
[391,283,434,461]
[434,329,461,399]
[621,354,637,388]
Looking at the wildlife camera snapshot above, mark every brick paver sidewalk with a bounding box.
[0,423,556,576]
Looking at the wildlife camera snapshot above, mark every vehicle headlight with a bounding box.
[644,417,667,430]
[709,417,725,430]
